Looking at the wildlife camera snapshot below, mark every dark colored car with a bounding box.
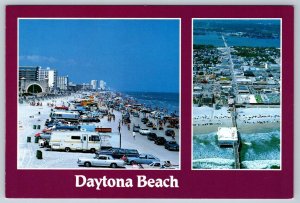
[141,118,149,124]
[126,154,160,165]
[146,122,153,127]
[164,141,179,151]
[54,125,79,131]
[147,133,158,141]
[45,119,57,127]
[133,125,141,132]
[165,129,175,137]
[154,137,166,145]
[79,118,100,123]
[96,148,140,159]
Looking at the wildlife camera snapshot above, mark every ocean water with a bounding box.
[123,92,179,115]
[194,32,280,48]
[193,32,224,47]
[193,130,280,169]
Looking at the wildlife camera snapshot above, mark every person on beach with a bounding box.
[118,123,121,133]
[121,155,128,162]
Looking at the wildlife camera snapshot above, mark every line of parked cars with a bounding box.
[136,119,180,151]
[78,147,162,168]
[76,116,179,168]
[77,147,180,169]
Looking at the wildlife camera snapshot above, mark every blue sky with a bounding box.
[19,19,180,93]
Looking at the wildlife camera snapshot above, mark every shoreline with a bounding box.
[193,122,280,135]
[18,92,180,169]
[193,106,280,134]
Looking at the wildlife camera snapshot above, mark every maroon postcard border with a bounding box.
[6,5,294,198]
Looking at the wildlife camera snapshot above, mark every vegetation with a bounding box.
[193,44,215,49]
[193,45,221,66]
[233,46,280,64]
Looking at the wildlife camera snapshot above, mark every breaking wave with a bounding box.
[193,130,280,169]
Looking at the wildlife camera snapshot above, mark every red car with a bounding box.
[42,128,52,133]
[54,106,69,110]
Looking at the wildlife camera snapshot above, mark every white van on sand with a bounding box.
[49,131,108,153]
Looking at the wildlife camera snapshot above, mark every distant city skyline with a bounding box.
[19,19,180,93]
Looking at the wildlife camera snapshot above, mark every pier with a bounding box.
[231,105,241,169]
[216,106,241,169]
[222,34,241,169]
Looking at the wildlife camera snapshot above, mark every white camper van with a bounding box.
[50,111,80,121]
[49,131,110,152]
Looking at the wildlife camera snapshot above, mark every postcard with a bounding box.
[6,5,293,198]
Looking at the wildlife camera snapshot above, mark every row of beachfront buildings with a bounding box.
[19,66,106,95]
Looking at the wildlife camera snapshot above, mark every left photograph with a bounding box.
[18,19,180,169]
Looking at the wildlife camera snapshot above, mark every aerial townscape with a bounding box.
[18,19,180,169]
[192,20,281,169]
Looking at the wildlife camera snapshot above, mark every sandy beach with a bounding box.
[18,94,180,169]
[193,106,233,134]
[193,106,280,134]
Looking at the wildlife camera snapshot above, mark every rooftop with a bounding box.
[217,127,238,141]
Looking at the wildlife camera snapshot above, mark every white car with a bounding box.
[139,128,151,135]
[77,155,126,168]
[142,161,179,170]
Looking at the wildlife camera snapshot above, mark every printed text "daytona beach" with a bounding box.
[75,175,179,190]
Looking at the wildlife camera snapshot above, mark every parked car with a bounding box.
[132,112,139,117]
[139,128,151,135]
[146,122,153,127]
[96,148,140,159]
[147,133,158,141]
[54,106,69,110]
[154,137,166,145]
[53,124,79,131]
[79,118,100,123]
[141,118,149,123]
[126,154,160,165]
[34,132,51,139]
[133,125,141,132]
[42,128,52,134]
[164,141,179,151]
[77,155,125,168]
[165,129,175,137]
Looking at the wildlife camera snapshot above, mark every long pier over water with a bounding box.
[222,34,241,169]
[231,106,241,169]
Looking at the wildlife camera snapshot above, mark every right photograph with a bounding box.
[192,19,281,170]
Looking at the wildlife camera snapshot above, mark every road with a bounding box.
[222,34,237,95]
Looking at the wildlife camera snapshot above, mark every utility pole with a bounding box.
[118,121,121,148]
